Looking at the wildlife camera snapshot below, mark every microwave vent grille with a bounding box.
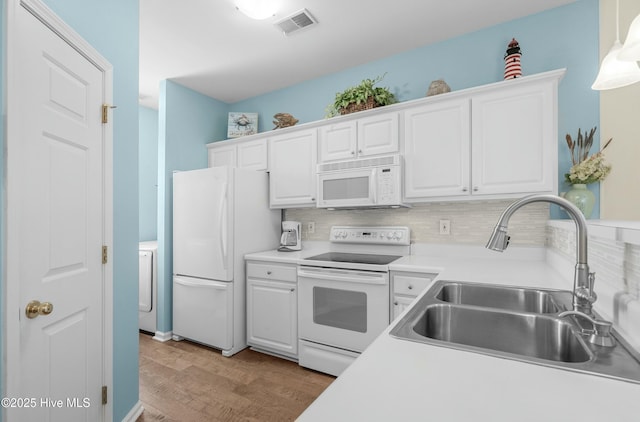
[318,155,399,172]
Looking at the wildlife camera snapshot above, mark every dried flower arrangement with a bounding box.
[564,127,613,185]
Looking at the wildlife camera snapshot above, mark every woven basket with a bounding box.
[339,96,377,115]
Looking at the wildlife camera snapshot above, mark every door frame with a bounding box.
[4,0,114,420]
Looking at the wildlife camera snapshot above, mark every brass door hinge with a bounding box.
[102,386,108,405]
[102,104,117,124]
[102,246,108,264]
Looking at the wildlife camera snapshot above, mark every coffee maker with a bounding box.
[278,221,301,252]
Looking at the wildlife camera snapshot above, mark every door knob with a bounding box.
[25,300,53,319]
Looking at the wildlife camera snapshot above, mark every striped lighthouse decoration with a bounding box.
[504,38,522,79]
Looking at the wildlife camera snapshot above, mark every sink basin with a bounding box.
[390,280,640,384]
[412,304,590,363]
[435,281,569,314]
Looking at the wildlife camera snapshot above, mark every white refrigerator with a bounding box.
[172,166,280,356]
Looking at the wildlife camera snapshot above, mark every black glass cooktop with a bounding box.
[304,252,402,265]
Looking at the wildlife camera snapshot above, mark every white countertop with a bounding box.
[292,248,640,421]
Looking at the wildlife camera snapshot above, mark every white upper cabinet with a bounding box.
[318,120,357,162]
[237,138,268,170]
[357,112,399,157]
[471,81,556,196]
[404,98,471,199]
[208,142,236,168]
[268,128,318,208]
[318,112,399,163]
[205,69,563,207]
[404,69,563,202]
[207,137,268,171]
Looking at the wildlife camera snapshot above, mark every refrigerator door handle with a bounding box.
[219,181,229,270]
[175,276,227,288]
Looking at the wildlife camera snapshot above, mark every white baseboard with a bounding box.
[121,401,144,422]
[152,331,172,342]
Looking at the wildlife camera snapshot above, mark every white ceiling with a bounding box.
[139,0,576,109]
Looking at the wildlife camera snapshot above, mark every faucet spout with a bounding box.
[486,194,596,315]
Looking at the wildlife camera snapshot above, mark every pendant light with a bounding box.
[619,12,640,62]
[235,0,278,20]
[592,0,640,90]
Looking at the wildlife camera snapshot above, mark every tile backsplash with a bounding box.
[546,222,640,349]
[285,200,550,246]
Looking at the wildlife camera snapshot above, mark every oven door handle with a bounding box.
[298,268,387,285]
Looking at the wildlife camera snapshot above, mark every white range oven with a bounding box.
[297,226,410,376]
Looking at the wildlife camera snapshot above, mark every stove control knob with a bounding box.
[391,231,399,240]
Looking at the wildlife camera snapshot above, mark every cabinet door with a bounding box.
[471,82,556,195]
[357,112,399,157]
[208,143,236,168]
[237,138,268,171]
[318,121,357,163]
[247,278,297,357]
[404,99,471,200]
[392,295,415,322]
[268,129,318,208]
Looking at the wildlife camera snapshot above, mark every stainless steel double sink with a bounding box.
[390,280,640,383]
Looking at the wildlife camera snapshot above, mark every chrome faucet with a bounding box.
[486,194,597,316]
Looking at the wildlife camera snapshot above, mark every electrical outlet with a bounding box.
[439,219,451,235]
[307,222,315,234]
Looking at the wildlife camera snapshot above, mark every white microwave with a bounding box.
[316,155,408,209]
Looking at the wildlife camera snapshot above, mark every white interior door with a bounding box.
[6,1,112,421]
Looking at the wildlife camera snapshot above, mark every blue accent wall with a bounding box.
[156,80,229,333]
[232,0,601,218]
[39,1,140,420]
[139,106,159,242]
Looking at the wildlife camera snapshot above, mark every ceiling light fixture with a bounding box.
[592,0,640,90]
[235,0,278,20]
[619,12,640,62]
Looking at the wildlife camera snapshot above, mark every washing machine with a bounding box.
[139,240,158,333]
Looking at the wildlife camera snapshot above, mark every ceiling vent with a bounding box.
[275,9,317,35]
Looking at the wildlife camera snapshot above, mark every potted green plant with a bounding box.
[325,74,397,118]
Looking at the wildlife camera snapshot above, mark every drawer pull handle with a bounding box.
[408,285,413,290]
[267,271,272,275]
[290,288,295,292]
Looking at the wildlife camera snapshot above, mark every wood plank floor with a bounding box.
[137,333,334,422]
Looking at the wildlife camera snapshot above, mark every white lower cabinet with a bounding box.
[391,271,437,321]
[246,261,298,358]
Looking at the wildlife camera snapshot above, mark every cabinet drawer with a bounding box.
[247,262,297,282]
[393,274,434,296]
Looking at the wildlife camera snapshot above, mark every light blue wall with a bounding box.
[38,1,140,420]
[233,0,601,218]
[139,106,159,242]
[156,80,229,333]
